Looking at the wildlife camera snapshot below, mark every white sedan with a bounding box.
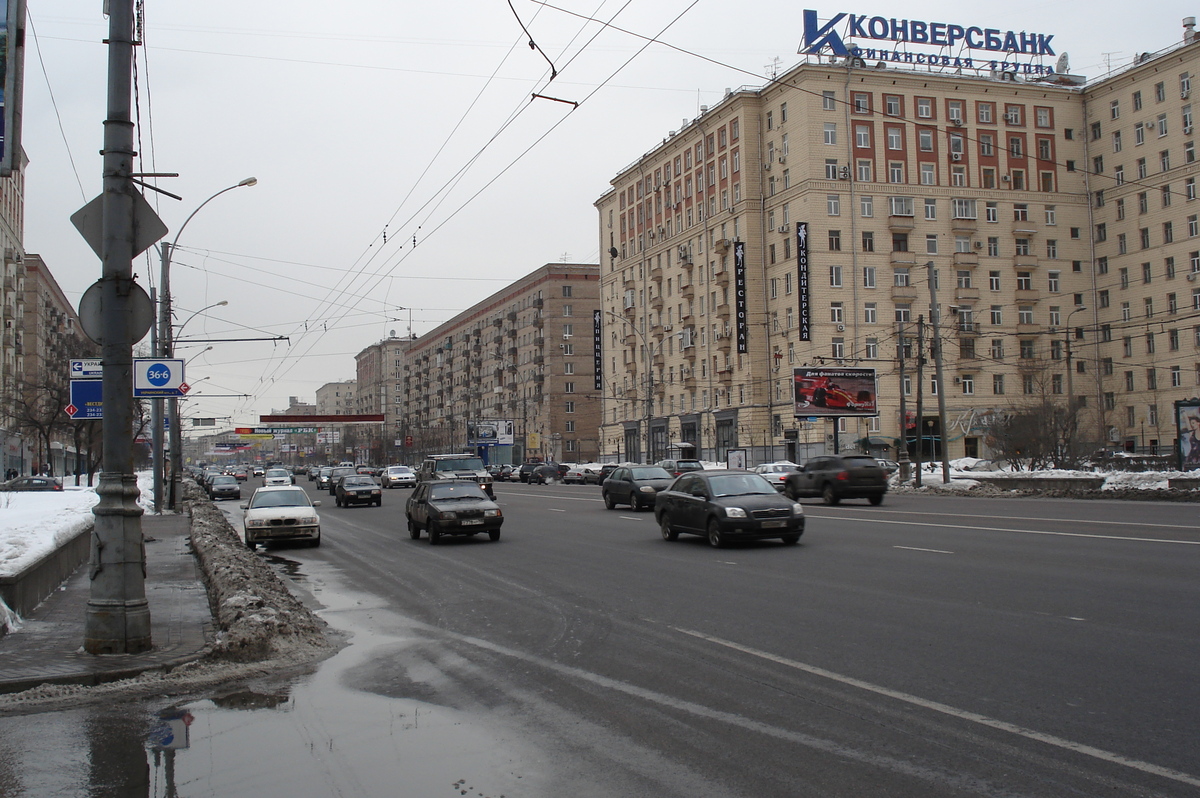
[263,468,294,487]
[241,486,321,549]
[752,462,801,491]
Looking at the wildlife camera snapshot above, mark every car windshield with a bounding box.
[212,476,237,485]
[630,467,672,480]
[844,457,881,468]
[265,469,289,477]
[319,467,333,476]
[429,484,489,501]
[388,467,411,474]
[708,474,777,497]
[343,477,374,486]
[250,490,311,509]
[435,458,485,471]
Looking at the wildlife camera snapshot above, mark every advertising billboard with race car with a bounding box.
[793,367,878,418]
[467,419,514,447]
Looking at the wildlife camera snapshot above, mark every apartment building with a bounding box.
[393,263,601,465]
[597,17,1199,464]
[0,156,25,473]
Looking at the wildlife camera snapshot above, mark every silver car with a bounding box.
[382,465,417,488]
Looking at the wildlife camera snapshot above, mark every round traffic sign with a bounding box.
[146,364,172,386]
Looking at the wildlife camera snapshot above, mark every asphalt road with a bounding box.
[284,478,1200,797]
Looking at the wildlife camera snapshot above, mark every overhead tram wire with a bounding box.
[26,12,87,201]
[249,1,651,397]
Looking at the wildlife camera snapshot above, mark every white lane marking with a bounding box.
[671,627,1200,789]
[618,515,642,521]
[894,545,954,554]
[817,507,1198,531]
[549,508,566,512]
[828,516,1200,545]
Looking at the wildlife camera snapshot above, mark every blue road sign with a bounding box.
[68,380,103,419]
[133,358,188,397]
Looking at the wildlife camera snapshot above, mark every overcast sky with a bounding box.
[22,0,1193,431]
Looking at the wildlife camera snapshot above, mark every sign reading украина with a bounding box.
[802,10,1058,75]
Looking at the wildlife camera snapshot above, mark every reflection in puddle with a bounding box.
[0,559,546,797]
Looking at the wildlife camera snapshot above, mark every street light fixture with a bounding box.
[158,179,256,511]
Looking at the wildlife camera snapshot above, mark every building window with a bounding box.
[861,231,875,253]
[824,123,837,145]
[827,195,841,216]
[861,196,874,217]
[828,230,841,250]
[961,374,975,395]
[822,91,836,111]
[993,374,1005,394]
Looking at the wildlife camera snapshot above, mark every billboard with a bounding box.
[1176,400,1200,470]
[0,0,25,176]
[793,367,878,417]
[796,222,811,341]
[467,419,514,446]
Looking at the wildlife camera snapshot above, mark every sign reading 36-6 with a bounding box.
[133,359,189,397]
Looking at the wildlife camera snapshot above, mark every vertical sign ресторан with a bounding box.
[734,240,748,354]
[796,222,811,341]
[593,309,603,391]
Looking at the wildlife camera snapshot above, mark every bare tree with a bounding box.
[983,355,1087,470]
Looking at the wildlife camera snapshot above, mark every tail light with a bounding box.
[836,470,850,481]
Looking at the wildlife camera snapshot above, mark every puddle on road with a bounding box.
[0,556,549,798]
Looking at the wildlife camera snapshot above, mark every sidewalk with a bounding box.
[0,513,213,694]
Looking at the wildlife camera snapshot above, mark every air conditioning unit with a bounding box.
[1184,90,1191,99]
[1186,125,1195,134]
[835,323,845,332]
[951,152,962,161]
[763,162,772,171]
[950,117,964,126]
[839,166,851,180]
[778,156,787,165]
[974,241,983,249]
[778,224,790,233]
[1003,114,1017,123]
[1002,175,1011,182]
[1188,272,1198,282]
[953,376,962,384]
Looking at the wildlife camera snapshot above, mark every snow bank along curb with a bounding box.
[0,526,91,635]
[185,482,333,663]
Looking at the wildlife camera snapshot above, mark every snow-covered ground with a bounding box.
[0,472,159,632]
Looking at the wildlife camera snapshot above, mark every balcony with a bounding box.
[492,335,503,345]
[952,252,979,266]
[951,217,978,233]
[887,215,915,231]
[1014,288,1041,302]
[649,262,663,281]
[1013,254,1039,269]
[891,285,919,301]
[533,298,544,308]
[679,283,696,299]
[715,334,733,350]
[507,346,518,357]
[506,327,517,337]
[650,294,664,310]
[624,331,638,346]
[954,287,980,302]
[533,317,544,329]
[889,251,917,266]
[506,311,517,321]
[956,321,980,335]
[534,336,545,347]
[714,268,732,286]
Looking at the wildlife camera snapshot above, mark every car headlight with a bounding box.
[483,508,501,517]
[299,515,319,525]
[639,485,656,493]
[246,518,269,528]
[435,510,457,520]
[725,507,748,518]
[792,504,805,516]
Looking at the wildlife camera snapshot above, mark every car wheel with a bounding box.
[488,529,501,542]
[375,498,382,507]
[245,536,257,551]
[868,495,883,506]
[660,516,679,541]
[707,519,725,548]
[309,532,321,548]
[335,495,342,507]
[822,484,841,505]
[780,534,800,545]
[603,492,616,510]
[429,526,441,545]
[407,517,421,539]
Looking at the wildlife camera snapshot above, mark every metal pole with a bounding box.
[926,261,951,485]
[150,286,162,514]
[159,241,175,511]
[85,0,152,654]
[897,321,911,482]
[914,316,925,487]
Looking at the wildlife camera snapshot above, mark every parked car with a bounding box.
[0,476,63,492]
[563,465,600,484]
[405,481,503,544]
[208,475,241,501]
[656,458,705,477]
[517,462,541,483]
[875,458,900,475]
[382,465,417,488]
[601,465,674,510]
[327,466,357,495]
[783,455,888,505]
[752,462,801,491]
[263,468,294,487]
[655,470,805,547]
[241,486,321,550]
[335,475,383,507]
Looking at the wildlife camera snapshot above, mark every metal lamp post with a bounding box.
[1064,305,1087,462]
[158,178,255,510]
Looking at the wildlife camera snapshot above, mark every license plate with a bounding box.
[462,519,484,526]
[762,519,787,528]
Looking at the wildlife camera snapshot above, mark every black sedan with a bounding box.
[601,465,673,510]
[655,470,805,547]
[406,481,503,544]
[208,475,241,501]
[0,476,63,492]
[335,475,382,507]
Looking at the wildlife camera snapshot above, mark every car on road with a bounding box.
[417,454,495,497]
[336,475,383,507]
[752,462,801,491]
[655,458,705,478]
[601,465,674,511]
[307,465,321,481]
[231,467,249,482]
[655,470,805,547]
[563,464,600,484]
[0,476,63,492]
[208,475,241,501]
[252,465,265,477]
[381,465,416,489]
[783,455,888,505]
[327,466,357,495]
[263,468,294,487]
[529,463,562,484]
[241,485,321,550]
[517,462,541,483]
[315,466,334,490]
[405,481,503,544]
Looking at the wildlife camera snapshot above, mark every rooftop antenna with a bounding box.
[1101,51,1119,75]
[765,56,782,79]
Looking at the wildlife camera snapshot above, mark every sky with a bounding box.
[20,0,1195,432]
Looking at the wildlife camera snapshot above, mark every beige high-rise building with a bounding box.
[596,17,1200,466]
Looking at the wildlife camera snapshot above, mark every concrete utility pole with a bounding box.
[85,0,152,654]
[926,261,951,486]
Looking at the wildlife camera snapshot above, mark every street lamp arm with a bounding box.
[169,177,257,252]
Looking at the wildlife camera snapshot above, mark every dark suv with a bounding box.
[783,455,887,505]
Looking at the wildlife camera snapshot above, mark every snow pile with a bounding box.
[0,489,99,579]
[185,481,332,663]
